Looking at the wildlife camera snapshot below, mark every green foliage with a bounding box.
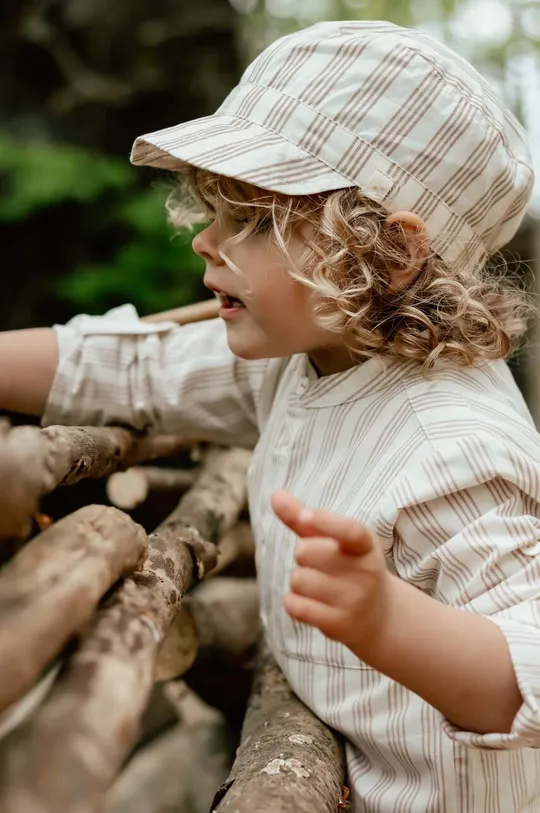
[57,187,205,315]
[0,136,132,221]
[0,135,205,316]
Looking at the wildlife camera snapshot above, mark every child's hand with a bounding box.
[271,490,392,656]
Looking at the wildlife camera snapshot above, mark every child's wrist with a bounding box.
[346,572,401,664]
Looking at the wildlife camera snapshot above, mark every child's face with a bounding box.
[193,216,353,375]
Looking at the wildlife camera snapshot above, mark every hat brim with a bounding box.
[130,113,355,196]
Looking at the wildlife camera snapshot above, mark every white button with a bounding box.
[297,377,309,395]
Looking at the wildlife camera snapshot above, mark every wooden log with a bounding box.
[0,421,188,540]
[209,520,254,576]
[0,505,147,714]
[0,420,59,540]
[211,643,346,813]
[0,446,249,813]
[104,687,231,813]
[43,425,190,487]
[0,664,60,743]
[156,577,260,681]
[171,447,250,544]
[106,466,197,510]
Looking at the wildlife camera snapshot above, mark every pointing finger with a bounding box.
[272,490,374,556]
[271,489,320,537]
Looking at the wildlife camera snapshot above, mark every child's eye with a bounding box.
[232,215,273,234]
[252,218,273,234]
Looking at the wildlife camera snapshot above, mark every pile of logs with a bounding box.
[0,300,346,813]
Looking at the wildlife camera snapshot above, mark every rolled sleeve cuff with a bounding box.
[443,618,540,750]
[41,305,176,428]
[41,323,83,427]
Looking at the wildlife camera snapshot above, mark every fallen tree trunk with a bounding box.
[211,643,346,813]
[0,421,188,540]
[0,505,147,714]
[0,446,249,813]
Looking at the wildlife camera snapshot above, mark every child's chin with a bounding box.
[229,345,266,361]
[226,336,274,361]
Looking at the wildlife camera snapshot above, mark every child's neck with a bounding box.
[308,346,357,377]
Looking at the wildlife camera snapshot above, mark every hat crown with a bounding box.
[133,20,534,271]
[216,20,534,268]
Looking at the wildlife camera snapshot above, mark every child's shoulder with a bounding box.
[398,357,534,441]
[372,361,540,507]
[385,358,540,504]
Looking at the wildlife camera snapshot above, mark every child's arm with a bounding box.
[39,306,268,446]
[273,482,540,745]
[0,328,58,415]
[0,306,269,449]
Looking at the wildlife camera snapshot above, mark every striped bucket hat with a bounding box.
[131,20,534,274]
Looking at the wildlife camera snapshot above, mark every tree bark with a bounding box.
[0,504,147,714]
[156,577,260,681]
[169,446,250,545]
[0,421,188,540]
[209,520,254,576]
[211,643,346,813]
[43,425,190,486]
[0,446,249,813]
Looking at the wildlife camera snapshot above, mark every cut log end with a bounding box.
[107,466,196,509]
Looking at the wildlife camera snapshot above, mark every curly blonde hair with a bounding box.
[168,165,531,368]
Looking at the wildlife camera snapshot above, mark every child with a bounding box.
[3,19,540,813]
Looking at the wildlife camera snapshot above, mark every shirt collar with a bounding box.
[292,354,396,408]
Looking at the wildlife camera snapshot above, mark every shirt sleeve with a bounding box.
[387,433,540,750]
[42,304,269,448]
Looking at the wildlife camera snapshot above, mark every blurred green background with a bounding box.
[2,0,540,403]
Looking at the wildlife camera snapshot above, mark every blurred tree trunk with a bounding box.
[0,0,242,331]
[1,0,241,154]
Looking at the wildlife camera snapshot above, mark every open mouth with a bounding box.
[214,291,245,310]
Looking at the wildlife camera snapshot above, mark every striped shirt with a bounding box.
[44,305,540,813]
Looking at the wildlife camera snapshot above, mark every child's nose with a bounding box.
[192,222,222,264]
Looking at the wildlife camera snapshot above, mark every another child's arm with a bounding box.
[272,488,535,742]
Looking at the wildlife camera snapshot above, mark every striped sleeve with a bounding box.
[42,304,268,448]
[388,433,540,750]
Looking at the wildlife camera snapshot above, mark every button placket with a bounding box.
[273,389,306,461]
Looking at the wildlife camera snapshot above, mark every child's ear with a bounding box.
[383,211,430,293]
